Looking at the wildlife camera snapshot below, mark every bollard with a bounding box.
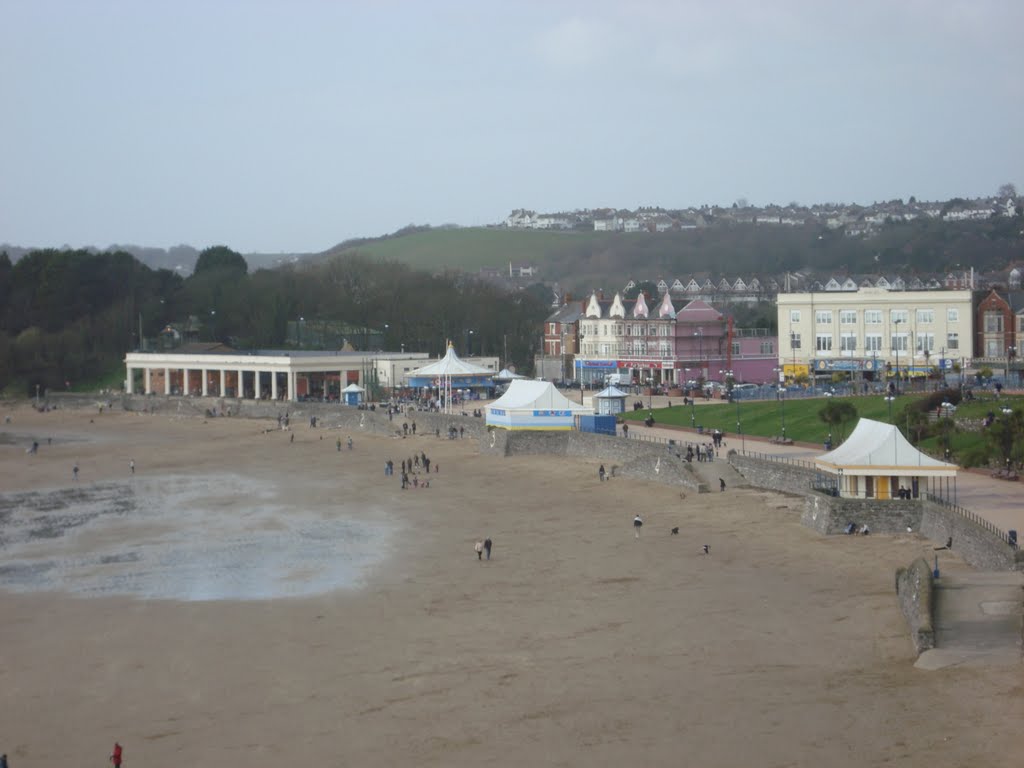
[933,554,940,579]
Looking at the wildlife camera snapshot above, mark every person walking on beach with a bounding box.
[598,464,606,482]
[337,437,342,452]
[1,752,8,768]
[347,436,353,450]
[475,540,484,560]
[129,459,135,475]
[110,742,123,767]
[633,514,643,538]
[484,538,492,560]
[73,463,79,481]
[719,477,726,492]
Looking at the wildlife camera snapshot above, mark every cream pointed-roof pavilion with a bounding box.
[815,418,958,499]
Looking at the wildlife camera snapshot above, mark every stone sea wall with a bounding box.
[730,452,1023,572]
[895,558,936,653]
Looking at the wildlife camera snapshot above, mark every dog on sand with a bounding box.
[670,527,680,535]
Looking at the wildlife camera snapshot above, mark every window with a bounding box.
[839,310,857,324]
[986,339,1002,357]
[790,310,801,323]
[731,341,741,355]
[984,312,1004,333]
[916,309,934,324]
[865,334,882,352]
[891,333,909,352]
[890,309,909,324]
[840,334,857,353]
[947,308,959,322]
[790,332,802,350]
[549,323,556,334]
[946,332,959,351]
[865,310,882,324]
[759,341,774,354]
[815,310,833,324]
[916,333,935,353]
[816,334,833,352]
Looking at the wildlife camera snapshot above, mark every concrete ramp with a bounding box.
[916,571,1023,670]
[687,454,747,492]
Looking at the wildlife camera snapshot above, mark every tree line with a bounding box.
[0,246,550,396]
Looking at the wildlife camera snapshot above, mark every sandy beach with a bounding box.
[0,403,1020,767]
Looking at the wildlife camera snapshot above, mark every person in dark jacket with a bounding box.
[484,538,492,560]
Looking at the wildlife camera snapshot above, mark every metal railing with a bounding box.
[738,450,816,470]
[737,450,1016,548]
[924,492,1013,544]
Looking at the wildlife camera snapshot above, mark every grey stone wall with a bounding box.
[895,558,935,653]
[730,453,818,496]
[732,452,1023,571]
[479,429,705,493]
[801,494,922,536]
[919,506,1023,572]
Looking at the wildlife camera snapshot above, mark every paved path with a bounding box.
[916,570,1023,669]
[624,395,1024,536]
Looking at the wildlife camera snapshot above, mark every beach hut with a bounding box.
[814,418,958,500]
[593,385,629,416]
[486,379,590,430]
[341,382,365,406]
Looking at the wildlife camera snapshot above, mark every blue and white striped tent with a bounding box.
[485,379,590,430]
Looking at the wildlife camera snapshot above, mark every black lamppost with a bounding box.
[778,386,786,439]
[736,396,744,452]
[694,328,703,377]
[893,318,903,395]
[684,370,700,430]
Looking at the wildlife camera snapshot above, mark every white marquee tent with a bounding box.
[486,379,591,430]
[815,418,957,499]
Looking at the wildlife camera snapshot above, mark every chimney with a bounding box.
[564,292,572,304]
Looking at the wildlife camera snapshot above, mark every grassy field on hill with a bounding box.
[319,218,1023,295]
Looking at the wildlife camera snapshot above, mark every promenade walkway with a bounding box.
[625,394,1024,537]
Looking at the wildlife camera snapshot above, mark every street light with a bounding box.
[778,386,786,439]
[735,396,744,452]
[1007,345,1017,388]
[893,318,903,395]
[694,328,703,378]
[684,368,696,429]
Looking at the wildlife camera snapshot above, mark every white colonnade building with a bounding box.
[124,347,432,403]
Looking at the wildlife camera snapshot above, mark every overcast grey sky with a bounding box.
[2,0,1022,254]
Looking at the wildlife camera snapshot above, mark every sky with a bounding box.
[2,0,1022,254]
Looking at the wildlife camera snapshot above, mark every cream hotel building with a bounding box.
[776,288,973,382]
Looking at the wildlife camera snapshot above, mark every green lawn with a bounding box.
[622,392,1024,465]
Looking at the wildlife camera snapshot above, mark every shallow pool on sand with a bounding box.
[0,473,393,601]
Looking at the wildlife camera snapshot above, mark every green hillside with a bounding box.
[321,217,1024,295]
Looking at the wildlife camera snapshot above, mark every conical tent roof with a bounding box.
[487,380,589,412]
[595,386,629,398]
[341,383,365,393]
[815,418,957,477]
[493,368,528,382]
[408,343,493,377]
